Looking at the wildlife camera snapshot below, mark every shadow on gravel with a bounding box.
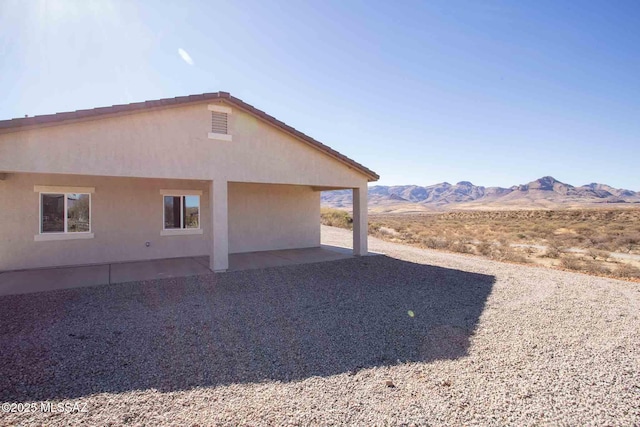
[0,256,494,401]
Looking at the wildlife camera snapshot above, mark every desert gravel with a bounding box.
[1,225,639,426]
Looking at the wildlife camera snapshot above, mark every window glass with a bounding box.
[42,194,64,233]
[164,196,182,229]
[67,194,90,232]
[184,196,199,229]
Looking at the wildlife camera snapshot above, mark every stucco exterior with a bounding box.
[0,173,209,271]
[0,93,375,272]
[0,102,367,187]
[0,174,321,271]
[228,183,320,254]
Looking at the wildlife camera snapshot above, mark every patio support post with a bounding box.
[210,179,229,272]
[352,184,368,256]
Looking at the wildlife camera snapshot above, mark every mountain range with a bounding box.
[321,176,640,213]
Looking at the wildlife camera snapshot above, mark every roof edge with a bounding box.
[0,92,379,182]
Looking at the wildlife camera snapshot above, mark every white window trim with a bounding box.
[35,233,95,242]
[160,229,204,237]
[208,132,232,141]
[35,190,93,241]
[160,189,203,196]
[208,104,232,114]
[34,185,95,194]
[161,192,202,235]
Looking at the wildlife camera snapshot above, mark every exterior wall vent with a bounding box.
[211,111,228,134]
[208,104,232,141]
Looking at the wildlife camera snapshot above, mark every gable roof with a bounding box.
[0,92,379,181]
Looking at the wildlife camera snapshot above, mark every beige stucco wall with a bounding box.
[0,173,320,271]
[228,182,320,253]
[0,101,369,188]
[0,173,211,271]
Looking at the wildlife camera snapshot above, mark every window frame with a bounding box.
[160,189,203,236]
[33,185,95,241]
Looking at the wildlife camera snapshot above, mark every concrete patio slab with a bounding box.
[109,257,211,284]
[0,264,110,296]
[227,245,355,271]
[0,257,211,297]
[0,245,378,296]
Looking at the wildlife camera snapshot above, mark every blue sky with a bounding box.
[1,0,639,189]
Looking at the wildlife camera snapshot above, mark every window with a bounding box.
[163,195,200,230]
[159,189,203,236]
[208,104,232,141]
[34,185,95,241]
[41,193,91,233]
[33,185,95,241]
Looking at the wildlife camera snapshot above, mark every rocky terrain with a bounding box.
[2,226,638,426]
[322,176,640,212]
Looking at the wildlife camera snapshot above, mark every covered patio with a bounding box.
[0,92,378,297]
[0,244,361,296]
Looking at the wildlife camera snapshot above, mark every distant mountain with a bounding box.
[321,176,640,212]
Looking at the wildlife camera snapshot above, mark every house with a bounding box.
[0,92,378,273]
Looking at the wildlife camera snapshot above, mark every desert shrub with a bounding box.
[400,231,420,244]
[544,238,568,258]
[586,235,616,251]
[587,248,610,261]
[544,246,562,259]
[363,209,640,276]
[423,237,449,250]
[581,259,611,275]
[553,233,581,247]
[320,208,352,229]
[560,257,583,271]
[368,222,382,233]
[573,225,595,237]
[506,253,530,263]
[530,224,552,239]
[376,226,399,238]
[481,242,530,263]
[615,234,640,253]
[476,241,494,257]
[449,242,473,254]
[497,237,511,247]
[615,264,640,279]
[395,224,408,234]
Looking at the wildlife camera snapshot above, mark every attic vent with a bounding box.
[211,111,227,134]
[207,104,232,141]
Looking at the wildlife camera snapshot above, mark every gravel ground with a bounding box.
[1,226,639,426]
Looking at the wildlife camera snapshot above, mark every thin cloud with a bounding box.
[178,48,194,65]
